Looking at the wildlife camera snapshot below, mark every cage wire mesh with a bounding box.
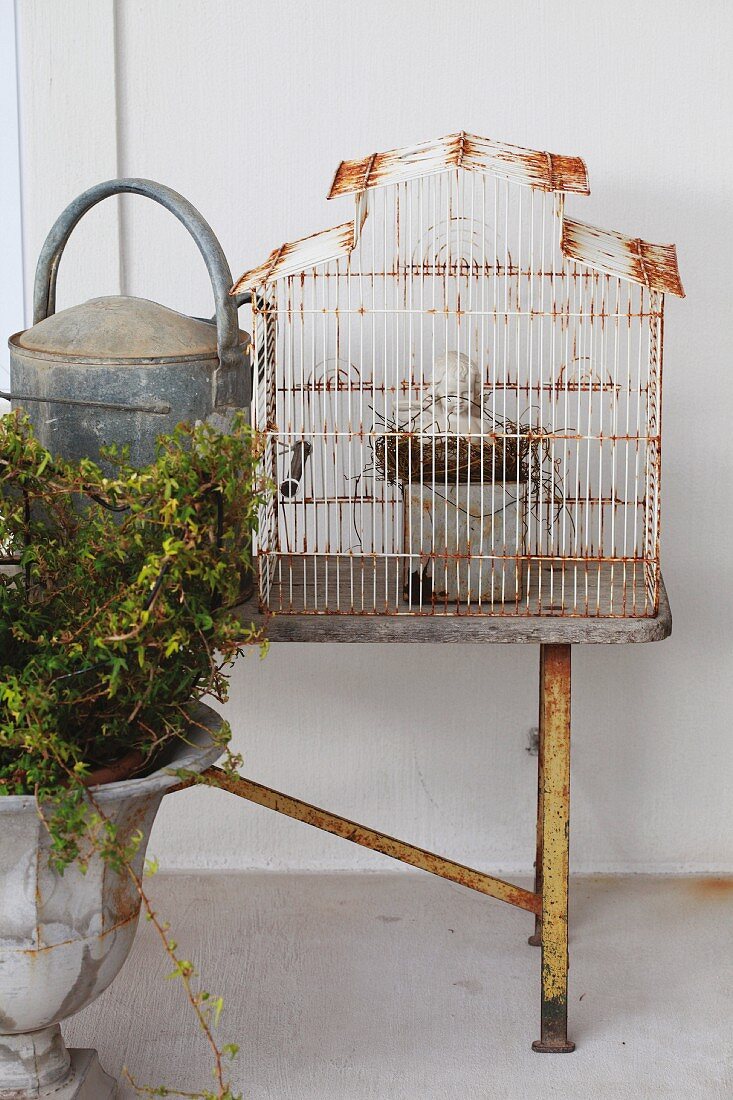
[236,133,682,618]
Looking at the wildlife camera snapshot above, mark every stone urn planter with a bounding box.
[0,704,224,1099]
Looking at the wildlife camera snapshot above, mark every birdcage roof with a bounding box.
[561,218,685,297]
[231,221,356,294]
[234,212,684,295]
[328,131,590,198]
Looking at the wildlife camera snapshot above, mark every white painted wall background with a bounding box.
[13,0,733,873]
[0,0,23,392]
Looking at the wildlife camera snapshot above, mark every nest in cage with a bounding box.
[374,425,532,486]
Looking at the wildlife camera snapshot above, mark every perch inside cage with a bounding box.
[233,131,683,618]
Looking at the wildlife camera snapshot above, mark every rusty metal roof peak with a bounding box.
[328,131,590,199]
[561,218,685,297]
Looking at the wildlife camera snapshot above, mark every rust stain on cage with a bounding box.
[561,219,684,297]
[232,222,356,294]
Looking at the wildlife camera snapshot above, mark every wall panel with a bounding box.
[15,0,733,873]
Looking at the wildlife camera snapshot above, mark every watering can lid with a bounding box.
[11,296,245,365]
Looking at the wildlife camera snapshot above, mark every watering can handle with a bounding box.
[32,178,247,408]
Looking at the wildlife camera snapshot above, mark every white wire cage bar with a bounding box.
[235,133,683,619]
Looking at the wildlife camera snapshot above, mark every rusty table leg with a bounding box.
[528,644,545,948]
[532,643,575,1053]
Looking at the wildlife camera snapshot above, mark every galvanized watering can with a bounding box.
[8,178,250,467]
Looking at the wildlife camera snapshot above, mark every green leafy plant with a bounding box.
[0,409,267,1099]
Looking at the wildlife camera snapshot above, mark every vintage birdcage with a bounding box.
[233,132,683,619]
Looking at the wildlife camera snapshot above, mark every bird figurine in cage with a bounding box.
[389,349,526,606]
[232,131,683,619]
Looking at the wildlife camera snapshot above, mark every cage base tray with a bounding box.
[238,560,671,645]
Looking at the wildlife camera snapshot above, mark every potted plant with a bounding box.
[0,409,264,1100]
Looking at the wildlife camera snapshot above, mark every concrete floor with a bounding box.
[63,873,732,1099]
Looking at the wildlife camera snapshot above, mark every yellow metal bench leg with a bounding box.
[528,645,545,948]
[532,643,575,1053]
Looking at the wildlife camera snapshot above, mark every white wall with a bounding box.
[15,0,733,873]
[0,0,23,391]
